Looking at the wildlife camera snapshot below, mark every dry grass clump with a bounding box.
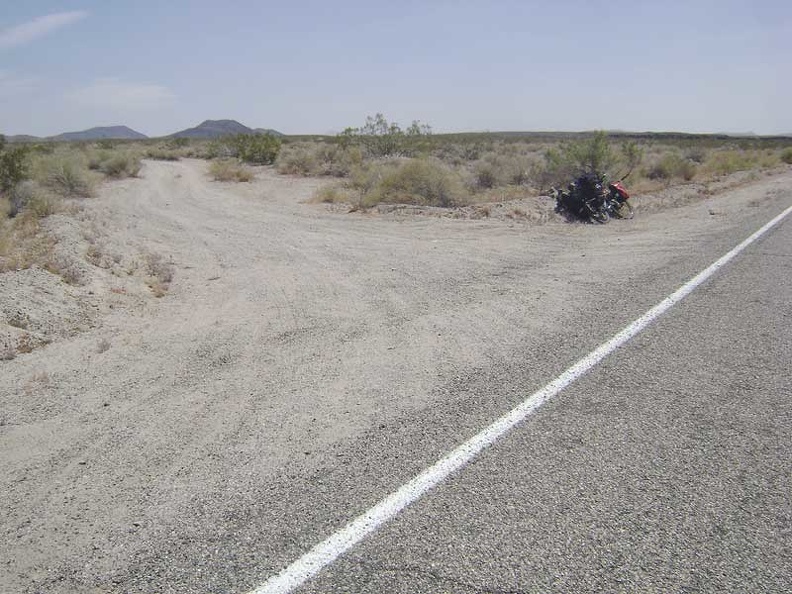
[0,209,57,273]
[781,147,792,165]
[208,159,254,182]
[93,151,142,178]
[645,152,697,182]
[701,149,777,177]
[276,142,363,177]
[469,152,538,190]
[144,147,182,161]
[342,158,470,208]
[32,151,97,197]
[0,175,63,274]
[144,252,174,297]
[313,185,357,204]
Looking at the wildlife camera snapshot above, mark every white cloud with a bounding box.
[0,71,38,98]
[0,11,89,49]
[66,79,176,111]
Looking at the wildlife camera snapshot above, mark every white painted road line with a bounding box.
[248,204,792,594]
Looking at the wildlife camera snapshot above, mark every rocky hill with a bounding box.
[50,126,148,142]
[170,120,255,139]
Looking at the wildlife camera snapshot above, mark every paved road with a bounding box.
[288,213,792,593]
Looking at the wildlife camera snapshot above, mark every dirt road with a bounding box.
[1,160,790,593]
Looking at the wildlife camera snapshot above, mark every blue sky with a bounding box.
[1,0,789,136]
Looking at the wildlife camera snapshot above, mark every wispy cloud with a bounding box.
[0,11,89,49]
[0,71,38,98]
[66,79,176,111]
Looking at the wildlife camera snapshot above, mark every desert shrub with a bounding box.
[432,141,488,165]
[781,147,792,165]
[339,113,432,158]
[230,133,282,165]
[34,153,95,197]
[0,209,57,273]
[276,142,362,177]
[646,152,697,181]
[0,143,30,193]
[145,147,181,161]
[540,133,644,189]
[704,150,756,176]
[144,252,174,297]
[5,181,58,218]
[473,162,498,189]
[276,145,319,175]
[96,139,116,150]
[208,159,254,182]
[352,158,469,207]
[544,131,614,179]
[684,146,708,164]
[93,152,141,178]
[470,153,535,190]
[313,185,355,204]
[167,137,190,149]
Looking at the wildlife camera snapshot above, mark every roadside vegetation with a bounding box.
[267,115,792,210]
[0,135,142,275]
[208,159,254,182]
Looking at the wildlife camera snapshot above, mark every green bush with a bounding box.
[646,153,697,181]
[167,137,190,149]
[145,147,181,161]
[230,133,282,165]
[276,145,319,175]
[208,159,254,182]
[779,147,792,165]
[339,113,432,158]
[352,158,469,207]
[704,150,756,176]
[99,153,142,178]
[8,181,59,217]
[540,133,644,189]
[470,153,535,190]
[276,142,362,177]
[35,153,95,197]
[0,143,30,193]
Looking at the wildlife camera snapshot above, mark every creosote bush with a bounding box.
[34,153,96,197]
[540,132,643,188]
[646,152,697,181]
[781,147,792,165]
[97,152,142,178]
[339,113,432,158]
[349,158,470,208]
[230,133,282,165]
[276,142,362,177]
[0,140,30,194]
[208,159,254,182]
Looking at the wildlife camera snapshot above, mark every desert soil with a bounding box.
[1,159,790,593]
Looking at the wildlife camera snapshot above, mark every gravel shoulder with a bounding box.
[1,160,790,593]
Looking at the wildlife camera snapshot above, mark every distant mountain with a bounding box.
[170,119,254,139]
[50,126,148,142]
[169,120,284,139]
[255,128,285,137]
[5,134,42,143]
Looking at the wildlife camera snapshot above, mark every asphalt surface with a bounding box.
[289,212,792,593]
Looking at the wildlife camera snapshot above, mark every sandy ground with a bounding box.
[1,159,790,593]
